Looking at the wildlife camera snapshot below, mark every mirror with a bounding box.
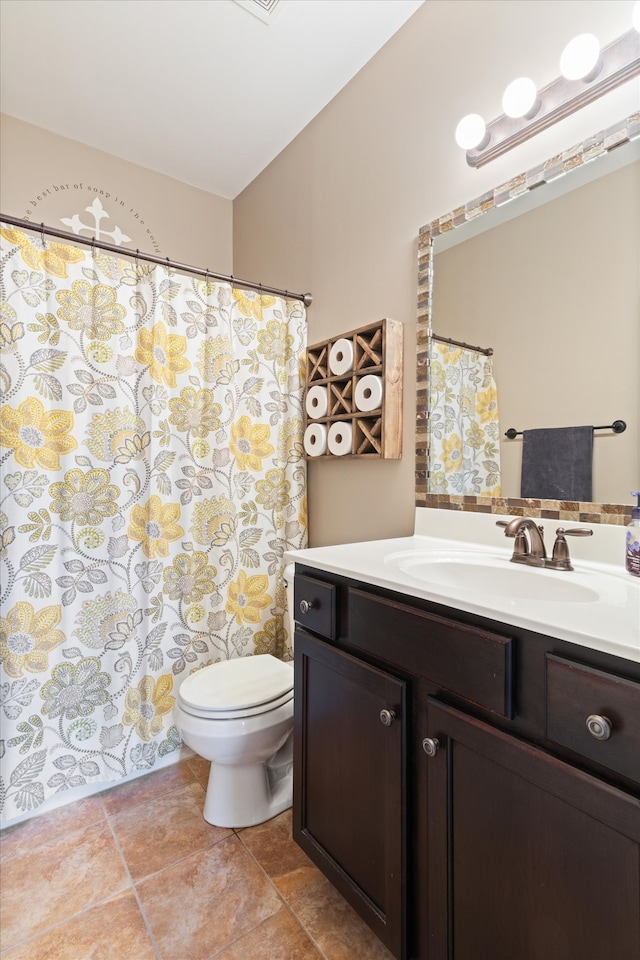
[416,116,639,522]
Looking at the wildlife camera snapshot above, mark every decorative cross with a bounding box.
[61,197,132,244]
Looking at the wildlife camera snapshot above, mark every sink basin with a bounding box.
[386,551,601,603]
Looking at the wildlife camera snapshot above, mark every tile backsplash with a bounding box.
[419,494,631,526]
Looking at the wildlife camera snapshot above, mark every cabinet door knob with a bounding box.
[585,714,612,741]
[422,737,440,757]
[299,599,314,614]
[380,709,396,727]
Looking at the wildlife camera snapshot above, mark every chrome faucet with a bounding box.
[496,518,593,570]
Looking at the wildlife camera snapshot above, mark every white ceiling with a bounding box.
[0,0,424,199]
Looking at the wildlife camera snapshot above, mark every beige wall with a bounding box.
[233,0,638,547]
[0,114,232,270]
[433,159,639,504]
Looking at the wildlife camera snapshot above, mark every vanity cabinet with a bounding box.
[293,629,406,958]
[422,698,640,960]
[292,564,640,960]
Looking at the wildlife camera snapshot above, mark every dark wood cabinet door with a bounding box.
[423,698,640,960]
[294,629,406,959]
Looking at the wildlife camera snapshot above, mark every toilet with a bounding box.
[174,566,296,828]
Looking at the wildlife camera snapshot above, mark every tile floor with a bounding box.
[0,756,395,960]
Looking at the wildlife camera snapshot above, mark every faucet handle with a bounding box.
[495,520,509,528]
[549,526,593,570]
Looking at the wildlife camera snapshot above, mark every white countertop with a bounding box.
[285,510,640,664]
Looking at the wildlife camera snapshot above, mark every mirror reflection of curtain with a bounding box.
[0,227,307,821]
[428,342,501,496]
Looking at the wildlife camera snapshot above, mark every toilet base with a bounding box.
[203,734,293,828]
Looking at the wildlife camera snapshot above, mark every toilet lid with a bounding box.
[178,655,294,715]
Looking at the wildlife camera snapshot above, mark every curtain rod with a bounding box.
[431,332,493,356]
[0,213,313,307]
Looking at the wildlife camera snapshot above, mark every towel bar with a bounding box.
[505,420,626,439]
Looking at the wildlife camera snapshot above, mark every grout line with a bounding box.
[0,815,132,957]
[281,896,332,960]
[204,830,289,958]
[237,824,394,960]
[0,754,195,834]
[185,760,209,793]
[104,814,164,960]
[1,782,340,960]
[235,826,330,960]
[0,877,135,958]
[119,830,233,887]
[0,894,127,958]
[207,912,282,959]
[101,763,198,819]
[0,799,110,866]
[235,826,288,897]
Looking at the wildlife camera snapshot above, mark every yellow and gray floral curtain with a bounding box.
[0,227,307,822]
[428,341,501,496]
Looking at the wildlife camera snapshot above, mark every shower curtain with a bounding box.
[0,227,307,822]
[428,341,501,496]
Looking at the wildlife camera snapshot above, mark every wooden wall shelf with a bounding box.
[304,318,403,459]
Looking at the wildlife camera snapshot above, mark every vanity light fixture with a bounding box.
[457,9,640,167]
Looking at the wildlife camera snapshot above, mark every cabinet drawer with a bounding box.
[348,589,513,718]
[294,575,337,640]
[545,655,640,785]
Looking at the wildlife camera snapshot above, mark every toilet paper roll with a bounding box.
[354,374,384,412]
[329,338,354,376]
[328,421,353,456]
[305,385,328,419]
[304,423,328,457]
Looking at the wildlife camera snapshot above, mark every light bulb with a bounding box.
[560,33,601,81]
[455,114,488,150]
[633,1,640,32]
[502,77,539,118]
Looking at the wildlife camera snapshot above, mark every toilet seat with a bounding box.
[178,654,294,720]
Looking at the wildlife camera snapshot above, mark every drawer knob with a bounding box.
[380,709,396,727]
[299,599,314,615]
[586,714,612,741]
[422,737,440,757]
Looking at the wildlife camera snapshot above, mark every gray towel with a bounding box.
[520,426,593,501]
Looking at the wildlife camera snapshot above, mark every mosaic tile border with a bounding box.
[420,494,631,526]
[415,114,639,528]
